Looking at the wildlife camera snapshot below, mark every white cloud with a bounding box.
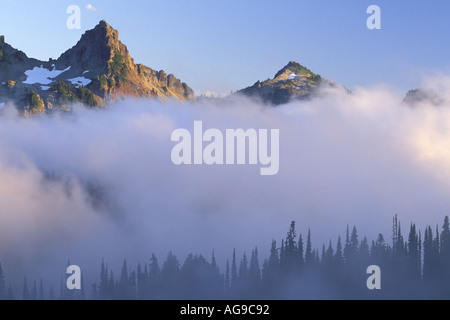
[195,90,229,98]
[1,78,450,286]
[86,4,97,11]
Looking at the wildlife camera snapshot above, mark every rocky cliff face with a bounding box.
[0,36,45,110]
[238,61,326,105]
[0,20,195,114]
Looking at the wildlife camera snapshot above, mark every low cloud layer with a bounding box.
[1,78,450,287]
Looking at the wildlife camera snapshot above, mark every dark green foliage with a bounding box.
[108,77,116,88]
[110,50,128,84]
[78,86,97,106]
[99,74,108,87]
[311,73,322,83]
[29,91,42,109]
[274,61,314,79]
[50,81,97,107]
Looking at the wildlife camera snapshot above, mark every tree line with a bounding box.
[1,215,450,300]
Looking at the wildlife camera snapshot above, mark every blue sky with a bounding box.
[1,0,450,94]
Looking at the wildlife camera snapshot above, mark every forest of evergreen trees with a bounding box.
[1,215,450,300]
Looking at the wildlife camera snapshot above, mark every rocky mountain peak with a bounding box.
[238,61,324,105]
[274,61,316,80]
[88,19,120,47]
[56,20,127,76]
[0,20,194,113]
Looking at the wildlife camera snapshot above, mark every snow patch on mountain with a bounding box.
[23,66,71,85]
[67,77,92,87]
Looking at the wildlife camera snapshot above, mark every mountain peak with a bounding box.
[93,20,117,35]
[84,20,119,44]
[287,61,301,68]
[0,20,194,112]
[274,61,314,79]
[238,61,324,105]
[55,20,124,77]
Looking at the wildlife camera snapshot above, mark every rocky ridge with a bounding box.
[0,20,194,114]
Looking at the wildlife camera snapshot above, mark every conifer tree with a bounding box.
[239,252,249,280]
[372,233,388,261]
[441,216,450,289]
[7,285,14,300]
[143,264,149,297]
[325,240,334,266]
[408,223,420,279]
[262,240,279,297]
[418,230,422,278]
[30,281,37,300]
[298,234,304,267]
[345,226,359,262]
[231,249,238,292]
[22,277,29,300]
[0,263,5,300]
[392,215,398,254]
[238,252,249,298]
[120,260,129,299]
[344,225,350,260]
[305,229,314,267]
[211,250,219,274]
[49,286,55,300]
[423,226,434,281]
[136,263,143,299]
[128,270,137,300]
[249,248,261,289]
[107,270,115,299]
[99,259,108,299]
[350,226,359,255]
[335,236,344,266]
[160,251,180,298]
[284,221,298,272]
[91,284,98,300]
[149,254,159,299]
[359,236,370,260]
[321,244,326,265]
[39,278,44,300]
[225,259,230,293]
[279,239,285,269]
[441,217,450,261]
[269,240,279,269]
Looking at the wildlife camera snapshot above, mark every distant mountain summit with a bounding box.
[238,61,332,105]
[0,20,194,114]
[403,88,447,106]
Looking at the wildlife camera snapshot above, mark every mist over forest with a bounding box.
[1,79,450,298]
